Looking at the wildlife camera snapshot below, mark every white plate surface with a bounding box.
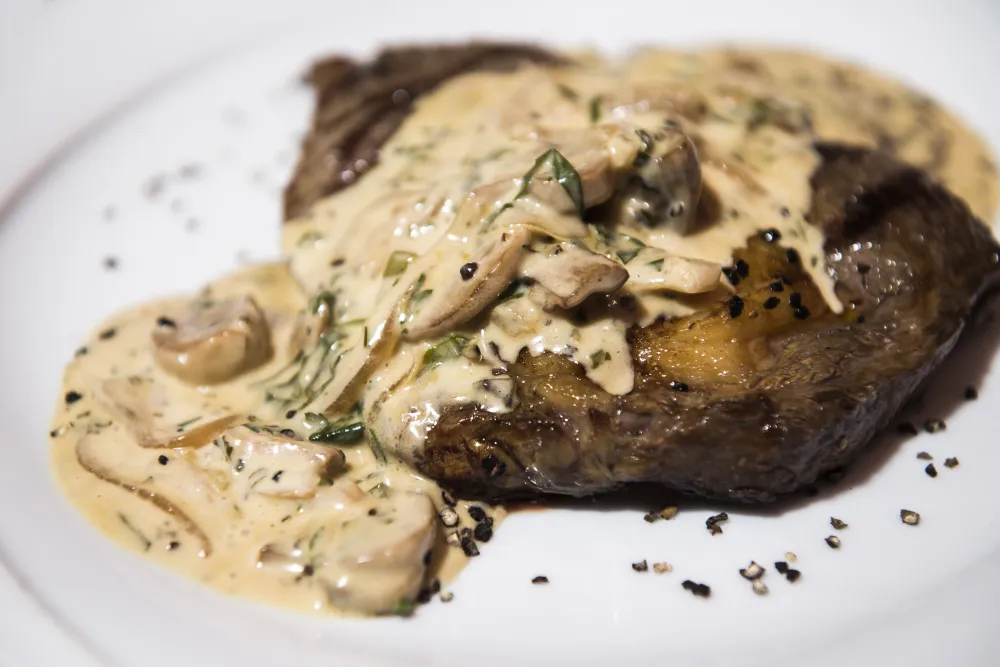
[2,2,1000,666]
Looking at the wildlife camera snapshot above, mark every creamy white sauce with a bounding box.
[52,47,998,617]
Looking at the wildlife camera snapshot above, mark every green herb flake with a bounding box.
[589,95,603,123]
[118,513,151,551]
[309,421,365,445]
[616,248,641,264]
[555,83,579,101]
[393,597,415,617]
[175,416,201,430]
[383,251,415,278]
[590,349,612,369]
[368,428,388,465]
[648,258,665,271]
[517,149,585,218]
[423,334,470,368]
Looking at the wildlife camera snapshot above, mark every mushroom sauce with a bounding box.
[51,47,998,616]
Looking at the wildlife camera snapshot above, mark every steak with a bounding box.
[286,44,1000,502]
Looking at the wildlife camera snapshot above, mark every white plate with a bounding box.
[2,2,1000,666]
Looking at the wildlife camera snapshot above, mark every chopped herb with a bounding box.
[652,562,672,574]
[924,418,946,434]
[965,386,979,400]
[517,148,585,217]
[648,258,665,270]
[706,511,729,535]
[590,349,612,369]
[118,513,151,551]
[368,428,388,464]
[175,416,201,429]
[382,251,415,277]
[830,517,848,530]
[898,422,919,436]
[271,470,284,482]
[681,580,711,597]
[64,390,83,405]
[632,560,649,572]
[825,535,842,549]
[532,575,549,584]
[900,509,920,526]
[393,597,414,617]
[727,296,744,318]
[309,421,364,445]
[589,95,602,123]
[944,457,959,469]
[460,262,478,280]
[423,334,470,368]
[925,463,938,478]
[555,83,579,101]
[739,561,765,580]
[158,455,169,466]
[616,248,641,264]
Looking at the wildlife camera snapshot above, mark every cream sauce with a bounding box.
[52,47,998,617]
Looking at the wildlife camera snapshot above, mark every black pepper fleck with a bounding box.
[735,259,750,278]
[965,386,979,400]
[65,390,83,405]
[825,535,841,549]
[285,409,297,419]
[99,327,117,340]
[103,256,119,270]
[925,463,938,478]
[271,470,283,482]
[460,262,479,280]
[303,564,314,576]
[793,306,810,320]
[944,457,959,469]
[769,280,784,293]
[632,560,649,572]
[706,512,729,535]
[774,561,789,574]
[728,296,744,318]
[441,490,457,507]
[897,422,919,436]
[924,418,946,434]
[468,505,487,523]
[166,541,180,551]
[331,258,345,267]
[474,522,493,543]
[785,569,802,583]
[158,455,169,465]
[760,228,782,243]
[785,248,801,265]
[900,509,920,526]
[763,296,780,310]
[156,316,176,328]
[779,206,790,217]
[788,292,802,308]
[532,575,549,584]
[681,580,711,597]
[830,517,848,530]
[669,381,689,392]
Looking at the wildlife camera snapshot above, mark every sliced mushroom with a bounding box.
[317,492,436,614]
[193,425,346,499]
[617,128,702,234]
[613,81,710,122]
[257,490,436,614]
[521,242,629,309]
[404,226,530,341]
[76,433,216,556]
[624,247,723,294]
[152,296,273,385]
[532,128,618,211]
[94,377,235,449]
